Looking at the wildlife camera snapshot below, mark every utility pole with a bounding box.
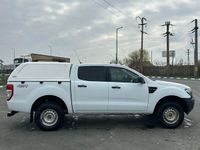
[171,55,175,66]
[191,19,198,77]
[116,26,123,64]
[190,38,195,65]
[186,49,190,65]
[136,17,147,73]
[13,48,16,69]
[48,45,52,56]
[162,21,174,66]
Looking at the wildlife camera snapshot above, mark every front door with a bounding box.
[108,67,149,113]
[73,66,108,113]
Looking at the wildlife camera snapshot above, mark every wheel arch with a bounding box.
[153,95,188,114]
[31,95,68,114]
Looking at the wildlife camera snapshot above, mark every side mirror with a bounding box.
[136,77,145,84]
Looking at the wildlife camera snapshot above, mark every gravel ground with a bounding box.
[0,79,199,150]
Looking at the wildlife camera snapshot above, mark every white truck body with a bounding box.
[6,62,194,130]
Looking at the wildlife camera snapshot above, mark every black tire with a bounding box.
[156,102,184,129]
[35,102,64,131]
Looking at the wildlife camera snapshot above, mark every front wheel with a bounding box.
[156,102,184,129]
[35,102,64,131]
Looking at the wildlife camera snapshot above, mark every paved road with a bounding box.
[0,79,199,150]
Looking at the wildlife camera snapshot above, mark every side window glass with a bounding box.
[110,67,139,83]
[78,66,107,81]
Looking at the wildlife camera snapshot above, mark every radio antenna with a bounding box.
[73,49,82,64]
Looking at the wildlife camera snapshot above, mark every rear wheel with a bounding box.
[35,102,64,131]
[156,102,184,129]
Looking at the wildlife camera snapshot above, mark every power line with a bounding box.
[91,0,120,18]
[92,0,138,28]
[102,0,130,19]
[93,0,107,9]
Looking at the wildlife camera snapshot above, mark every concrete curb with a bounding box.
[147,76,200,81]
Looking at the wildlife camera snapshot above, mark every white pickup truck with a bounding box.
[6,62,194,130]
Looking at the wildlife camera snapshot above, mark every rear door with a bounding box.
[73,66,109,113]
[108,67,149,113]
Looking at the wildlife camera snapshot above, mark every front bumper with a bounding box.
[183,97,195,114]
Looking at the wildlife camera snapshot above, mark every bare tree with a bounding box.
[110,59,123,64]
[123,49,152,70]
[177,59,184,66]
[0,59,3,73]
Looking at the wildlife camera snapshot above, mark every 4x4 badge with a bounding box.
[17,84,28,88]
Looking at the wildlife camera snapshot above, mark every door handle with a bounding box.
[78,84,87,88]
[112,86,121,89]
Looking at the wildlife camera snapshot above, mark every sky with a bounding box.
[0,0,199,65]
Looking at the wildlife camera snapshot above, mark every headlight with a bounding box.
[185,88,192,96]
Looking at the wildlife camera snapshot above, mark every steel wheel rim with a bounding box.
[163,107,180,125]
[40,109,58,127]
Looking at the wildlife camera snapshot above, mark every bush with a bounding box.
[0,74,9,85]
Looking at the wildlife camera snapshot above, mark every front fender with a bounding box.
[147,86,190,113]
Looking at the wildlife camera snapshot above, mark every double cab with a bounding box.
[6,62,194,130]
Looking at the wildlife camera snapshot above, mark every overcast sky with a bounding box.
[0,0,199,65]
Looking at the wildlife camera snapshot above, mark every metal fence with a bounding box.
[143,65,200,77]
